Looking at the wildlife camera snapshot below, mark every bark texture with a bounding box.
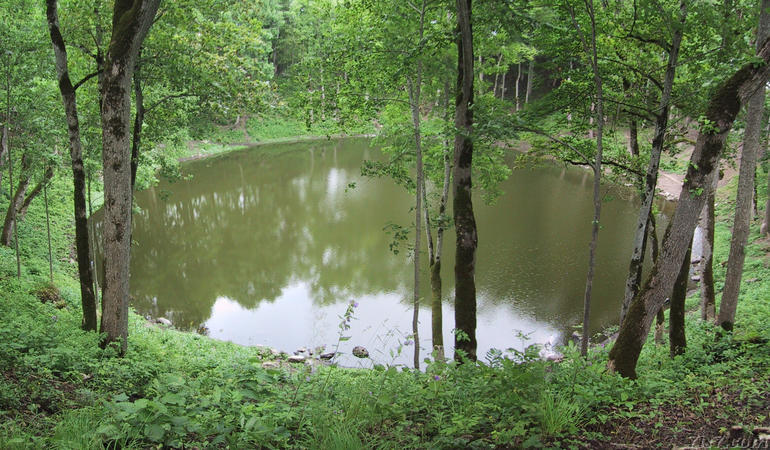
[99,0,161,355]
[698,172,718,321]
[453,0,478,362]
[46,0,98,332]
[1,154,30,247]
[608,37,770,378]
[621,1,686,323]
[717,0,770,331]
[669,239,691,357]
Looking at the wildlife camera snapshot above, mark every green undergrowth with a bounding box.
[0,149,769,448]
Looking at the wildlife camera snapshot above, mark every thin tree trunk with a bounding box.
[608,36,770,378]
[454,0,478,362]
[649,213,666,345]
[131,59,144,191]
[669,238,692,357]
[1,154,30,247]
[17,166,54,223]
[0,124,6,193]
[621,1,686,323]
[46,0,98,331]
[407,0,427,370]
[718,0,770,331]
[515,62,521,111]
[408,77,422,370]
[568,0,604,357]
[98,0,161,355]
[493,54,502,97]
[501,67,507,100]
[430,80,453,360]
[525,58,534,104]
[44,178,53,283]
[699,172,718,321]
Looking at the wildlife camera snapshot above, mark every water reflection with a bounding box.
[107,138,668,365]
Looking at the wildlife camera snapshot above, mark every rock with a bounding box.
[261,361,281,370]
[352,346,369,358]
[691,275,701,282]
[295,347,308,355]
[287,355,306,363]
[156,317,172,327]
[752,427,770,435]
[320,352,336,360]
[746,278,759,284]
[270,348,281,357]
[759,434,770,441]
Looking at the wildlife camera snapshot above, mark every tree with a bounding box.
[46,0,99,331]
[717,0,770,332]
[98,0,161,355]
[453,0,478,362]
[608,34,770,378]
[620,1,687,323]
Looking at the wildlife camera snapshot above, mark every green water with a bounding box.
[122,137,665,365]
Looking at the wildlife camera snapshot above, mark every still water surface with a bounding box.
[125,138,663,365]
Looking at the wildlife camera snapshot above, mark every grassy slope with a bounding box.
[0,141,768,448]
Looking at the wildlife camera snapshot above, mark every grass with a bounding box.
[0,130,768,447]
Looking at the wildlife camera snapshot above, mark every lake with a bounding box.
[116,137,667,366]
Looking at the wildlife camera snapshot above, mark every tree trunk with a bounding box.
[607,36,770,378]
[621,1,686,323]
[525,58,534,104]
[571,0,605,357]
[717,0,770,332]
[98,0,161,355]
[649,213,666,345]
[493,54,502,97]
[515,62,521,111]
[669,238,692,357]
[1,154,30,247]
[629,119,639,156]
[0,125,6,193]
[408,77,422,370]
[501,67,507,100]
[46,0,98,332]
[430,80,453,360]
[17,166,55,223]
[453,0,478,362]
[131,59,144,191]
[44,179,53,283]
[698,173,718,321]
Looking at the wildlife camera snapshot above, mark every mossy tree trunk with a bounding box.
[608,36,770,378]
[46,0,98,332]
[453,0,478,362]
[98,0,161,355]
